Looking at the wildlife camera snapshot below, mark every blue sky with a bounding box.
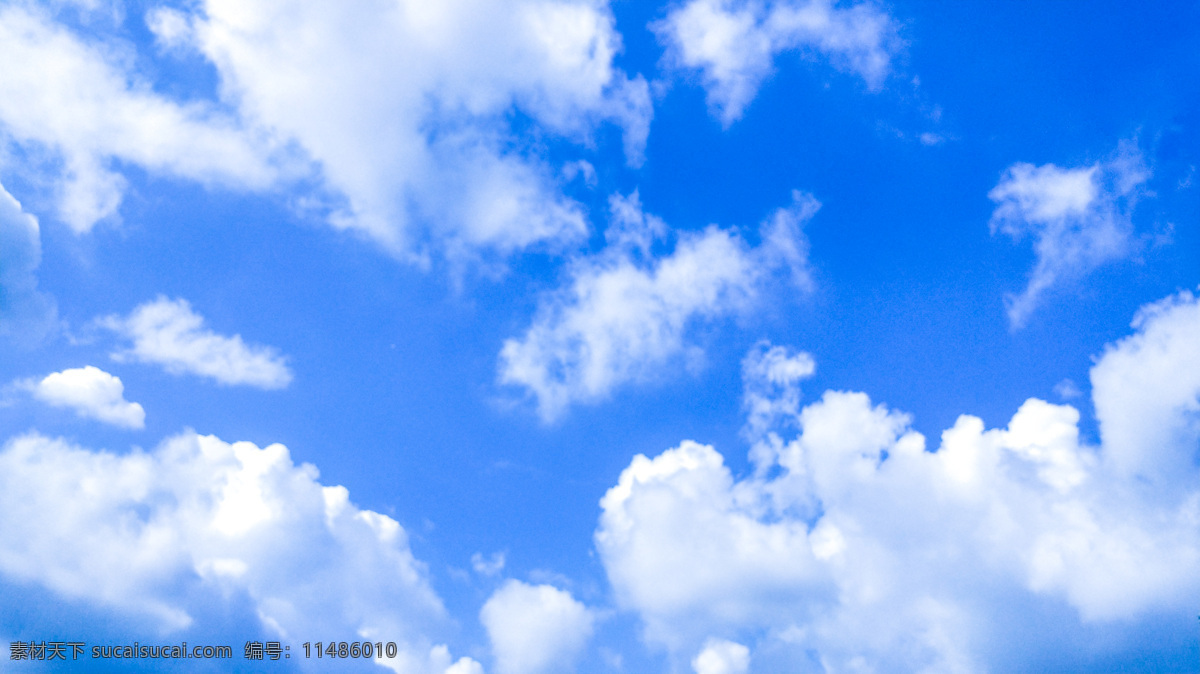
[0,0,1198,672]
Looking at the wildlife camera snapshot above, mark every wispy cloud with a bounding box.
[500,190,817,421]
[0,5,277,232]
[656,0,900,125]
[154,0,651,260]
[101,297,293,390]
[0,1,652,262]
[989,140,1150,328]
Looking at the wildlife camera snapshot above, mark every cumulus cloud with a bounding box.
[171,0,651,259]
[500,190,817,420]
[692,638,750,674]
[0,430,479,673]
[656,0,899,125]
[480,579,595,674]
[989,141,1150,327]
[100,296,293,389]
[0,180,56,343]
[28,365,145,429]
[0,4,277,232]
[0,1,650,259]
[596,288,1200,671]
[1090,288,1200,492]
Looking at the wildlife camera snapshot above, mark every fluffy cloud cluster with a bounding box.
[596,288,1200,671]
[500,190,817,420]
[989,141,1150,327]
[0,4,278,232]
[0,180,56,343]
[0,430,479,673]
[28,365,145,429]
[163,0,649,259]
[1091,289,1200,490]
[656,0,899,125]
[480,580,594,674]
[0,0,650,258]
[101,296,293,389]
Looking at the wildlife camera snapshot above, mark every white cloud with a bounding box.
[596,288,1200,671]
[989,141,1150,327]
[692,638,750,674]
[0,4,278,232]
[741,341,815,449]
[1,1,650,260]
[101,296,293,389]
[605,189,668,257]
[443,655,486,674]
[656,0,899,125]
[28,365,145,429]
[0,430,479,674]
[1090,288,1200,492]
[500,190,817,420]
[145,7,191,51]
[480,579,595,674]
[0,180,56,343]
[471,551,507,577]
[177,0,651,259]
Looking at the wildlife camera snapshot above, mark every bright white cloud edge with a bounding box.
[692,638,751,674]
[182,0,653,261]
[0,4,278,233]
[27,365,145,429]
[656,0,899,125]
[0,0,652,264]
[500,190,817,421]
[0,430,480,674]
[101,296,294,390]
[596,287,1200,671]
[481,579,595,674]
[0,0,657,268]
[0,179,56,343]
